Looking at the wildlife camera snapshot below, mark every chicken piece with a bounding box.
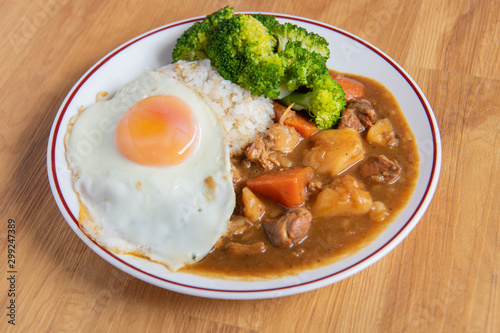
[266,123,301,153]
[226,242,267,256]
[359,155,401,184]
[366,118,398,147]
[310,175,373,218]
[307,179,323,192]
[225,215,255,239]
[264,207,312,248]
[241,187,266,221]
[303,128,365,176]
[338,99,377,131]
[245,135,275,170]
[245,124,300,170]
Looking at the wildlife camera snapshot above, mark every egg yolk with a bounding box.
[115,95,199,166]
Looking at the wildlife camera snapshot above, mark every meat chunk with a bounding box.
[307,179,322,192]
[266,123,301,153]
[310,175,373,218]
[338,108,364,131]
[338,99,377,131]
[354,99,377,128]
[244,124,300,170]
[245,136,275,170]
[264,207,312,248]
[303,128,365,176]
[225,215,255,239]
[226,242,267,256]
[359,155,401,184]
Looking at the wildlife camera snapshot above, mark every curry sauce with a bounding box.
[181,73,419,279]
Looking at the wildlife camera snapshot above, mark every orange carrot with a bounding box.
[246,167,314,208]
[282,113,318,138]
[273,103,318,138]
[273,102,288,120]
[329,72,365,102]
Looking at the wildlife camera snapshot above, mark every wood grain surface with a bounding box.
[1,0,499,332]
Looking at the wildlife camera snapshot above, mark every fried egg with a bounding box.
[65,71,236,271]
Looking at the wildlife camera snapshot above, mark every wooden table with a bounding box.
[1,0,499,331]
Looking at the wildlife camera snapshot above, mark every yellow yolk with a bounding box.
[115,95,199,166]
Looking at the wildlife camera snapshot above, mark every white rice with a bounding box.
[158,59,275,156]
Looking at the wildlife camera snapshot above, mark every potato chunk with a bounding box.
[366,118,398,147]
[241,187,265,221]
[369,201,389,222]
[311,175,373,218]
[303,128,365,176]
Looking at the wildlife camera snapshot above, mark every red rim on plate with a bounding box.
[47,13,441,299]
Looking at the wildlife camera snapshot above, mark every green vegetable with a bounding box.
[171,7,346,128]
[251,16,330,59]
[207,14,286,98]
[280,74,346,129]
[172,6,234,61]
[273,22,330,59]
[281,41,328,91]
[250,13,281,31]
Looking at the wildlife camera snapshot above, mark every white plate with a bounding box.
[47,12,442,299]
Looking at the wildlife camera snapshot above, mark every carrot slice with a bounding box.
[273,103,318,138]
[246,167,314,208]
[329,72,365,102]
[282,113,318,138]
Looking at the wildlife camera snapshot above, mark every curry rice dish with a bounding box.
[68,59,419,278]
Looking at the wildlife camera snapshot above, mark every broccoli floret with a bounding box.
[172,22,210,61]
[238,54,287,98]
[281,41,328,91]
[273,22,330,59]
[172,7,345,128]
[207,14,286,98]
[251,13,281,31]
[279,42,344,128]
[204,5,235,25]
[172,6,234,62]
[280,74,346,129]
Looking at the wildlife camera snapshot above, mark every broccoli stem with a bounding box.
[279,91,312,111]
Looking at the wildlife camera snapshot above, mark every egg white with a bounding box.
[66,71,235,271]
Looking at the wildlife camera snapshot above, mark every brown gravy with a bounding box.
[181,73,419,279]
